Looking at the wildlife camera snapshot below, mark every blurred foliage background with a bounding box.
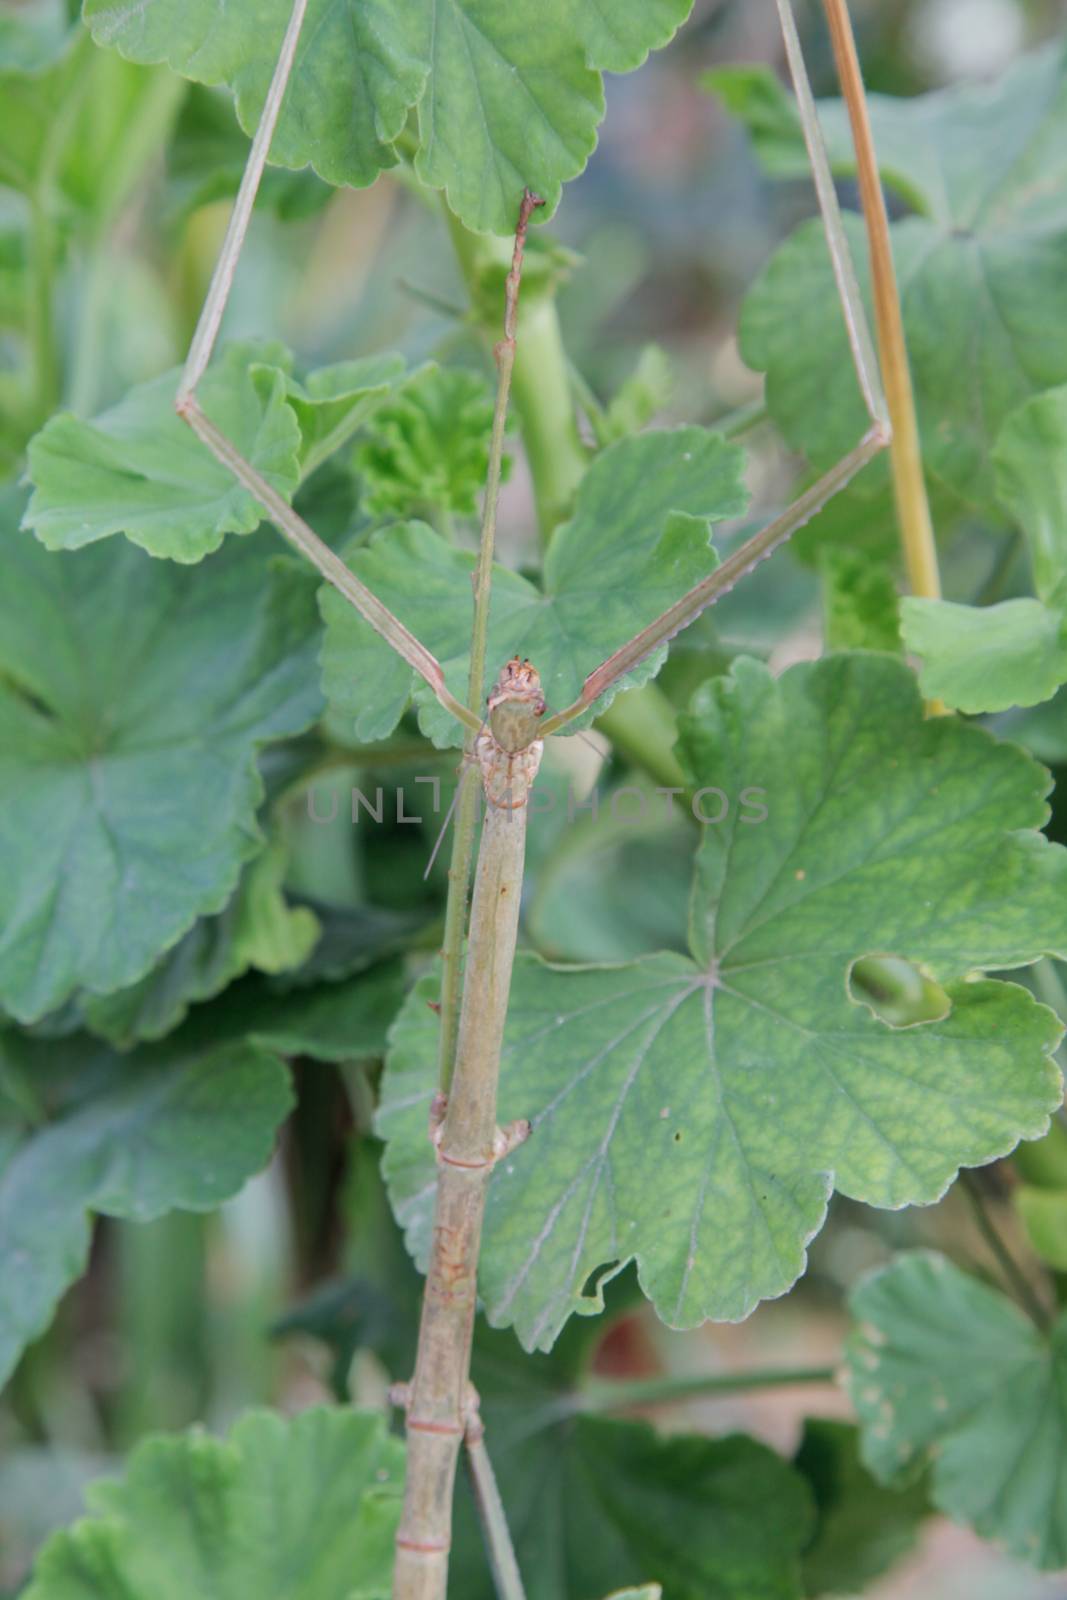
[4,0,1067,1595]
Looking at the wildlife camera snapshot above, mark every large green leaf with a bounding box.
[23,1406,402,1599]
[81,838,320,1047]
[83,0,693,235]
[279,1158,812,1600]
[729,44,1067,514]
[24,342,300,562]
[705,50,1067,225]
[794,1419,929,1597]
[379,654,1066,1350]
[0,1028,292,1387]
[321,427,747,746]
[846,1251,1067,1570]
[0,504,322,1023]
[454,1317,814,1600]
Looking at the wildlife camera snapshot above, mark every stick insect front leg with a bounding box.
[172,0,480,740]
[544,0,896,739]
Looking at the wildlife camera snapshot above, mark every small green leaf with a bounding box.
[322,427,747,746]
[1015,1185,1067,1271]
[602,345,673,443]
[287,353,407,479]
[379,655,1067,1349]
[900,596,1067,714]
[734,44,1067,513]
[0,499,322,1023]
[84,0,693,234]
[24,342,300,562]
[846,1251,1067,1571]
[0,1030,293,1387]
[795,1419,929,1597]
[355,364,502,520]
[23,1407,402,1599]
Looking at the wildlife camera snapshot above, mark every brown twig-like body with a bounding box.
[392,661,544,1600]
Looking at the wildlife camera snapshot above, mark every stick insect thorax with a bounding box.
[477,656,546,811]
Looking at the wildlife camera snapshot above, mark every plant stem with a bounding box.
[716,397,770,440]
[821,2,943,614]
[510,294,588,543]
[576,1363,838,1415]
[594,684,686,792]
[435,191,543,1098]
[960,1170,1051,1332]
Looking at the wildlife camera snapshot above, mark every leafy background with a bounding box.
[5,0,1067,1597]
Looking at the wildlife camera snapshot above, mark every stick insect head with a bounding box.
[486,657,546,752]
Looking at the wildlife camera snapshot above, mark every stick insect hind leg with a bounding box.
[172,0,479,741]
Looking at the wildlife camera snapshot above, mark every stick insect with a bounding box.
[173,2,929,1595]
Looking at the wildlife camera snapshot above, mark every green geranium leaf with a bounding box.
[733,44,1067,513]
[379,654,1066,1350]
[237,960,407,1064]
[286,353,407,479]
[0,1030,292,1387]
[447,1315,813,1600]
[23,1407,402,1599]
[355,364,502,520]
[322,427,747,746]
[0,505,322,1023]
[795,1419,929,1597]
[846,1251,1067,1570]
[900,597,1067,714]
[82,839,321,1048]
[602,345,673,443]
[24,342,300,562]
[83,0,693,235]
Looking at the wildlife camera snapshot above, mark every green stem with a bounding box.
[576,1363,838,1416]
[594,683,687,792]
[716,397,769,440]
[960,1170,1051,1331]
[443,205,586,546]
[510,293,588,543]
